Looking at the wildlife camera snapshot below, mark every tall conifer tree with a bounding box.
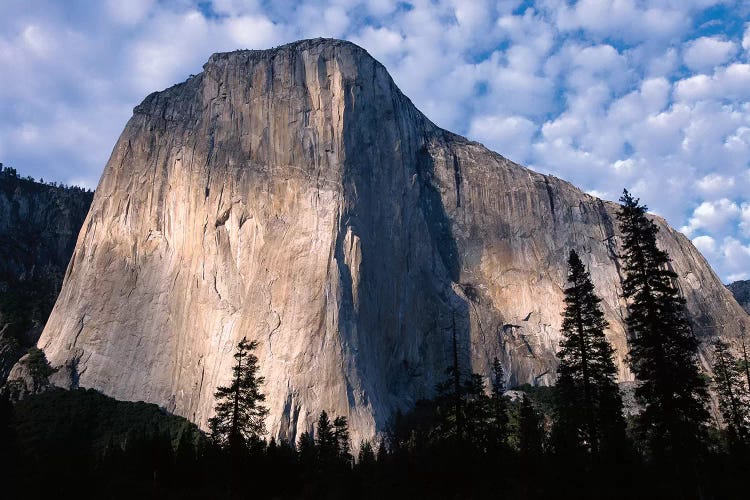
[554,249,626,458]
[462,373,491,450]
[712,338,750,452]
[315,410,342,473]
[518,394,544,461]
[616,190,709,464]
[489,357,509,450]
[435,312,466,442]
[334,415,352,466]
[209,337,269,450]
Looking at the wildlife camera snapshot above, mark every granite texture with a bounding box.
[35,39,750,444]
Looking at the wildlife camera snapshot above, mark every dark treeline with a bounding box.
[2,190,750,499]
[0,163,93,193]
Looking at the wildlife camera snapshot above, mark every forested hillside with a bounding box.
[0,165,92,382]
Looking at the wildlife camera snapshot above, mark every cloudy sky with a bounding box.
[1,0,749,281]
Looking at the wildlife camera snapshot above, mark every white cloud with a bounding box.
[696,173,735,196]
[553,0,693,42]
[350,26,404,60]
[366,0,398,16]
[226,15,283,47]
[106,0,155,25]
[722,237,750,280]
[692,235,717,256]
[20,25,52,57]
[0,0,748,281]
[468,115,537,163]
[683,36,737,72]
[128,10,212,94]
[675,63,750,102]
[211,0,262,16]
[741,203,750,237]
[681,199,741,236]
[322,6,350,37]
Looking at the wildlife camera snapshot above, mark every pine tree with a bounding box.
[554,249,627,458]
[0,391,19,483]
[518,394,544,461]
[712,338,750,452]
[357,441,376,467]
[334,415,352,466]
[489,357,509,450]
[739,335,750,395]
[175,429,197,483]
[208,337,269,450]
[435,312,465,442]
[616,190,709,463]
[462,373,491,450]
[316,410,338,468]
[376,439,388,463]
[297,430,317,474]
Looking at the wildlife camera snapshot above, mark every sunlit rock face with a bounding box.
[37,39,750,445]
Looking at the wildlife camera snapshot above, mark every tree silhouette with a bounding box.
[489,357,509,450]
[315,410,338,467]
[462,373,490,450]
[357,440,376,467]
[712,338,750,453]
[334,415,352,467]
[518,394,544,461]
[554,249,627,459]
[432,311,471,445]
[617,190,709,465]
[208,337,268,451]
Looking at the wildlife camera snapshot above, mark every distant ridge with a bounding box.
[0,166,93,382]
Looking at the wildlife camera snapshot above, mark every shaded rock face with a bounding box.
[728,281,750,315]
[37,39,750,445]
[0,172,93,382]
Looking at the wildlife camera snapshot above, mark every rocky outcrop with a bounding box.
[4,347,56,400]
[728,281,750,315]
[0,171,93,382]
[35,39,750,445]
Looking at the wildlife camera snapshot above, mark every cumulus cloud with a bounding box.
[696,173,736,196]
[106,0,155,25]
[0,0,748,282]
[723,237,750,281]
[468,115,537,163]
[683,36,737,73]
[741,203,750,237]
[553,0,689,42]
[692,235,717,257]
[675,63,750,102]
[681,199,741,237]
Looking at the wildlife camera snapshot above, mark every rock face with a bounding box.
[0,171,93,382]
[728,281,750,315]
[36,39,750,445]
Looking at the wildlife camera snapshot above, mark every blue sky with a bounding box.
[1,0,749,281]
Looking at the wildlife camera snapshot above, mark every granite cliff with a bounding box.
[35,39,750,444]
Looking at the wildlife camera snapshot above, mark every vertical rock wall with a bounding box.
[36,39,750,444]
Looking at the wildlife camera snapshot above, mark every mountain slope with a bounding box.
[35,39,750,444]
[0,169,93,382]
[728,280,750,315]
